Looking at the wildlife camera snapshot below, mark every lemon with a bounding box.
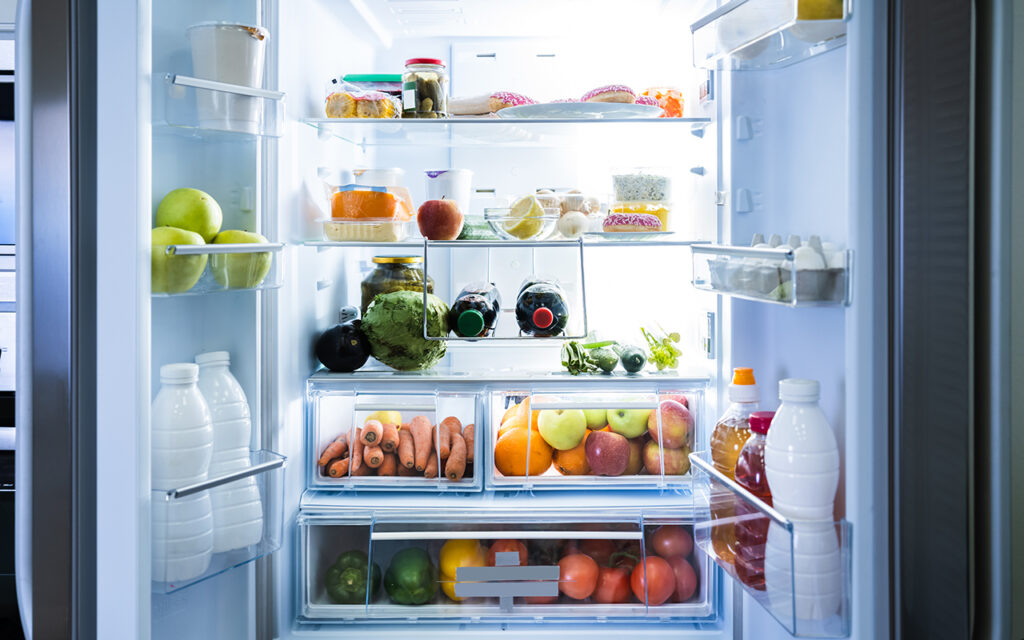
[504,195,545,239]
[797,0,843,20]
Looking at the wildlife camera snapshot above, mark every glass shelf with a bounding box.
[151,242,284,297]
[305,236,704,249]
[301,117,712,148]
[309,366,711,387]
[691,0,848,70]
[159,74,285,138]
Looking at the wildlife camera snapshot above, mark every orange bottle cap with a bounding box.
[732,367,755,386]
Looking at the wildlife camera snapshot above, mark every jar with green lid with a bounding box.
[402,58,448,118]
[361,256,435,314]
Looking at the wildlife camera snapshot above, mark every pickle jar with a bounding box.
[402,58,448,118]
[361,256,435,314]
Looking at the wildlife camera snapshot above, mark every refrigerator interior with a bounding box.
[142,1,878,639]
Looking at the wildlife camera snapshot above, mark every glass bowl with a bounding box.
[484,207,559,241]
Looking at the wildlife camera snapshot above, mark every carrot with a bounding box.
[364,444,384,468]
[351,462,374,476]
[378,453,398,476]
[361,419,383,445]
[445,433,467,481]
[423,450,439,478]
[318,434,348,467]
[398,429,415,469]
[409,416,432,472]
[380,423,400,452]
[397,461,418,476]
[433,422,451,461]
[326,457,350,478]
[463,424,475,461]
[350,427,364,472]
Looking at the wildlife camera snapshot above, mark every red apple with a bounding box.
[623,436,645,475]
[417,199,463,240]
[663,394,689,409]
[648,400,693,449]
[643,441,691,476]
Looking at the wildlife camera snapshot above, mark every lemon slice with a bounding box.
[504,195,544,239]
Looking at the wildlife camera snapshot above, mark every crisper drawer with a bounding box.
[488,386,704,490]
[306,382,482,491]
[297,509,713,624]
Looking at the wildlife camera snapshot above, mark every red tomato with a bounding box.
[592,566,632,604]
[667,555,698,602]
[579,539,616,566]
[651,525,694,559]
[630,557,675,605]
[558,553,599,600]
[523,595,559,604]
[488,539,528,567]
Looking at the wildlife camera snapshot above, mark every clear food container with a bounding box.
[611,169,672,202]
[609,201,674,230]
[322,219,414,243]
[484,207,559,241]
[402,58,449,119]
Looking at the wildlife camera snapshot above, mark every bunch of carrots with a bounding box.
[317,415,475,482]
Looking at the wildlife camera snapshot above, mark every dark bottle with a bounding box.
[515,278,569,337]
[450,282,502,338]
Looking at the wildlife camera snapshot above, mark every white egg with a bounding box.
[793,245,826,270]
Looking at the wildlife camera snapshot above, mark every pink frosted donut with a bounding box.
[582,84,636,104]
[602,213,662,232]
[490,91,535,111]
[635,94,659,107]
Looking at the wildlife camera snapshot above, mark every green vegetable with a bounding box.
[616,345,647,373]
[384,548,439,605]
[561,340,600,375]
[582,340,616,349]
[362,290,450,371]
[591,347,619,373]
[641,326,682,371]
[325,550,381,605]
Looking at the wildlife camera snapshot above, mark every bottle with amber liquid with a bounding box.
[709,367,758,565]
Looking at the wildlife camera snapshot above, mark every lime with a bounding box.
[504,195,545,239]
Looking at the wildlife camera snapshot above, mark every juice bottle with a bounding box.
[450,282,502,337]
[515,278,569,337]
[709,367,758,564]
[734,410,774,590]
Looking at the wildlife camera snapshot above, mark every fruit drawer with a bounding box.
[297,507,713,623]
[488,387,704,490]
[689,451,851,637]
[306,383,482,491]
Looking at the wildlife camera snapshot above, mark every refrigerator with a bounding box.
[14,0,1009,638]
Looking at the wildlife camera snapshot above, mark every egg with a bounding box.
[793,245,826,270]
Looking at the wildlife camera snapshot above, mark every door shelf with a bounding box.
[691,243,851,307]
[306,383,483,492]
[297,508,713,623]
[151,242,284,297]
[158,74,285,138]
[691,0,849,70]
[152,449,286,594]
[487,387,705,491]
[689,452,851,637]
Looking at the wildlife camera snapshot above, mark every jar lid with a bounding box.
[405,58,445,67]
[372,256,422,264]
[749,411,775,434]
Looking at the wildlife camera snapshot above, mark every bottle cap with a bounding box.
[779,378,820,402]
[194,351,230,366]
[338,306,359,324]
[749,411,775,434]
[161,363,198,382]
[457,309,486,337]
[532,307,554,329]
[728,367,758,402]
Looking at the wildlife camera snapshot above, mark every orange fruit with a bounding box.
[494,427,553,477]
[501,401,520,425]
[553,430,591,475]
[497,414,528,438]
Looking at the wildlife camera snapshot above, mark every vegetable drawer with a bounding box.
[297,507,714,624]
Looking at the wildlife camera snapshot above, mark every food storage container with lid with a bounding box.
[360,256,435,314]
[402,58,449,118]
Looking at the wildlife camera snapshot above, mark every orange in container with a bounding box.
[330,186,412,221]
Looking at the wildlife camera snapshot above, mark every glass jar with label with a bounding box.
[360,256,435,314]
[402,58,448,118]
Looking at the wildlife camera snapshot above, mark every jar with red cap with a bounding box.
[515,278,569,337]
[734,410,774,590]
[402,58,448,118]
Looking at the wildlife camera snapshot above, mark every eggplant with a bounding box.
[316,306,371,373]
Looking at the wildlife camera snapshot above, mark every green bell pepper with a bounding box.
[325,550,381,605]
[383,547,438,605]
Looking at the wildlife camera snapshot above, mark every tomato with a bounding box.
[487,539,528,567]
[667,555,698,603]
[650,525,694,559]
[592,566,632,604]
[630,557,675,605]
[579,539,616,566]
[524,594,559,605]
[558,553,599,600]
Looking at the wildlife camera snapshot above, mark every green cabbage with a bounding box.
[362,290,450,371]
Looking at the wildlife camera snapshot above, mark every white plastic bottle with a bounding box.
[195,351,263,552]
[151,363,214,582]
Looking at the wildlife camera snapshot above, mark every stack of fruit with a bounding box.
[492,395,693,479]
[151,187,273,294]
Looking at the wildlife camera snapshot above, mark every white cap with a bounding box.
[160,363,198,382]
[195,351,231,366]
[779,378,820,402]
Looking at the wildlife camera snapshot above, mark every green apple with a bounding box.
[151,226,208,294]
[607,408,652,439]
[155,188,223,242]
[537,409,587,451]
[209,229,273,289]
[583,409,607,430]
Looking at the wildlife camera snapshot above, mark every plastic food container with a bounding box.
[341,74,402,98]
[353,168,405,187]
[360,256,434,314]
[402,58,448,118]
[611,169,672,202]
[610,201,673,230]
[484,207,559,241]
[322,219,414,243]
